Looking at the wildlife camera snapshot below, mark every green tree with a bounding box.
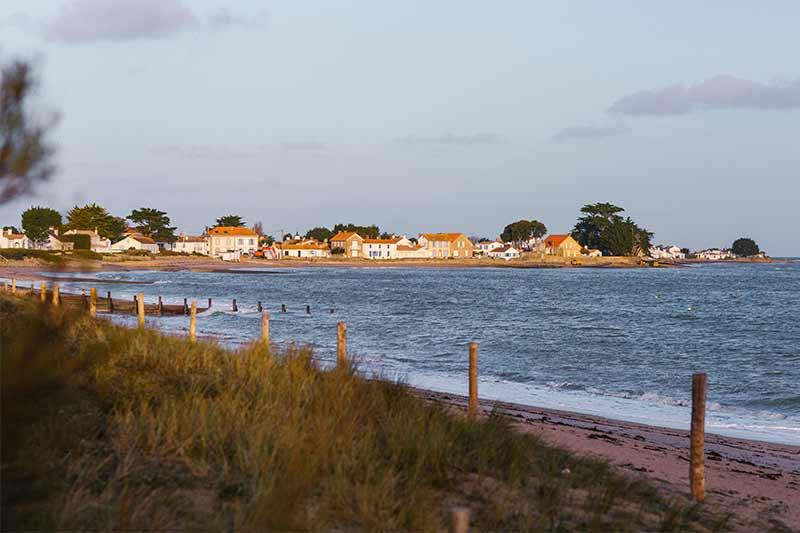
[572,202,625,251]
[500,219,547,247]
[65,203,125,241]
[215,215,244,227]
[21,206,61,242]
[731,237,760,257]
[332,223,380,238]
[127,207,176,242]
[1,59,57,204]
[602,217,653,257]
[305,226,333,242]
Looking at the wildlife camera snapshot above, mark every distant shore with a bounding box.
[0,253,784,276]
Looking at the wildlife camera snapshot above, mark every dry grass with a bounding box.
[1,294,745,531]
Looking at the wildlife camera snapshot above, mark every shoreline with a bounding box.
[416,388,800,527]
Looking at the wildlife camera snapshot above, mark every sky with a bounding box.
[1,1,799,255]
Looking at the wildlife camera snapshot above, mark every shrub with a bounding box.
[0,248,63,263]
[60,234,91,250]
[70,249,102,261]
[331,247,345,255]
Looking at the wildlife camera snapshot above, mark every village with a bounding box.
[0,223,762,263]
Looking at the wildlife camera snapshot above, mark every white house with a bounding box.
[208,226,259,258]
[696,248,734,260]
[43,229,73,251]
[488,244,521,260]
[362,237,401,259]
[476,239,504,256]
[111,234,160,253]
[649,245,686,260]
[276,239,331,258]
[0,228,31,249]
[63,229,112,253]
[173,235,209,255]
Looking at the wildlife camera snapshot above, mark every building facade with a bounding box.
[543,234,581,258]
[208,227,259,258]
[173,235,209,255]
[418,233,474,259]
[330,231,364,258]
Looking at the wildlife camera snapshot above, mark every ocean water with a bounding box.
[20,261,800,445]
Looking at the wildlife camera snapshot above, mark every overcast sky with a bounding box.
[2,1,799,254]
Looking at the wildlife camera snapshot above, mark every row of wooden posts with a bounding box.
[3,277,709,507]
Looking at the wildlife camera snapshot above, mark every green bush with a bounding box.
[70,249,103,261]
[60,234,91,250]
[0,248,63,263]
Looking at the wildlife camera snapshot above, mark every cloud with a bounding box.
[609,75,800,116]
[206,8,267,30]
[396,132,507,146]
[46,0,197,43]
[553,124,629,141]
[280,141,325,152]
[151,145,251,160]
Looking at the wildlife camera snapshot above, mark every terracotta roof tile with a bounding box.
[209,226,257,237]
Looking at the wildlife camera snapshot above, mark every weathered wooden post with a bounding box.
[132,295,137,315]
[261,311,270,345]
[40,282,46,302]
[11,278,16,294]
[137,292,145,328]
[157,296,163,316]
[337,321,347,367]
[281,303,286,313]
[450,507,470,533]
[29,283,34,296]
[306,304,311,315]
[52,284,60,306]
[89,288,97,318]
[690,372,708,502]
[183,298,188,315]
[189,301,197,342]
[107,291,113,312]
[469,342,478,419]
[82,288,88,308]
[208,297,212,309]
[232,299,238,312]
[257,301,262,312]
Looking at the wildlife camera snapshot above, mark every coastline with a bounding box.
[416,388,800,528]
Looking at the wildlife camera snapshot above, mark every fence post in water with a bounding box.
[261,311,270,345]
[137,292,145,328]
[132,295,137,315]
[183,298,188,315]
[208,297,212,309]
[337,322,347,367]
[157,296,163,316]
[449,507,470,533]
[189,301,197,342]
[281,303,286,313]
[40,282,46,302]
[107,291,113,313]
[52,284,60,306]
[82,289,87,308]
[306,304,311,315]
[30,283,34,296]
[89,288,97,318]
[257,301,262,312]
[232,299,238,312]
[11,278,16,294]
[469,342,478,419]
[690,372,707,502]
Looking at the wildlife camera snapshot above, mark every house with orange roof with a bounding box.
[543,234,581,257]
[362,237,402,259]
[111,234,160,254]
[330,231,364,258]
[418,233,474,259]
[208,226,259,259]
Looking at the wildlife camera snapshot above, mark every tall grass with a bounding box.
[1,294,745,531]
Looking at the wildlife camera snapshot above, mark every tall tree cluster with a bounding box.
[572,203,652,256]
[21,206,61,243]
[65,203,126,241]
[500,219,547,247]
[127,207,176,242]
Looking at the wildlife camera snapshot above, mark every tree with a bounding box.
[332,223,380,238]
[1,59,57,204]
[127,207,176,242]
[21,206,61,242]
[215,215,244,227]
[732,237,760,257]
[65,203,125,241]
[252,221,264,236]
[305,226,333,242]
[572,202,652,256]
[500,219,547,247]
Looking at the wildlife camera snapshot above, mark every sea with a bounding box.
[16,260,800,445]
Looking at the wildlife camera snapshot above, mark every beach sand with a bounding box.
[416,388,800,529]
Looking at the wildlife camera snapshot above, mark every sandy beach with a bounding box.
[416,388,800,529]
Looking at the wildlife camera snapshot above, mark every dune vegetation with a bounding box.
[1,293,743,531]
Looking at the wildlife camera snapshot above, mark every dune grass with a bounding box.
[1,293,742,531]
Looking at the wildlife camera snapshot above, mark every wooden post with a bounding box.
[189,301,197,342]
[29,283,34,296]
[208,297,212,309]
[89,288,97,318]
[261,311,270,345]
[469,342,478,419]
[690,372,708,502]
[40,282,46,302]
[306,304,311,315]
[183,298,188,315]
[132,295,137,315]
[257,301,262,312]
[281,303,286,313]
[11,278,16,294]
[157,296,163,316]
[52,284,60,306]
[107,291,113,312]
[337,322,347,367]
[137,292,145,328]
[450,507,470,533]
[232,299,238,312]
[82,288,88,308]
